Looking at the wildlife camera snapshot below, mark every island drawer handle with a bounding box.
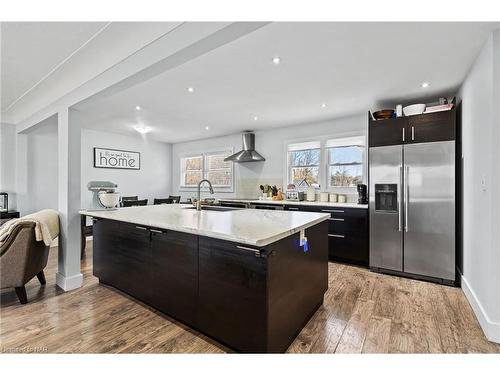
[150,229,164,234]
[288,207,299,210]
[321,209,345,213]
[328,234,345,238]
[329,218,345,221]
[236,245,262,257]
[135,226,148,231]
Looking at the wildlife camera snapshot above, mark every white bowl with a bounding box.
[98,192,120,208]
[403,104,426,116]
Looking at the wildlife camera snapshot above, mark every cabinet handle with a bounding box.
[398,165,403,232]
[402,127,405,142]
[135,226,148,231]
[288,207,299,210]
[321,209,344,213]
[405,166,409,232]
[411,126,415,141]
[329,218,345,221]
[328,234,345,238]
[236,245,262,257]
[150,229,164,234]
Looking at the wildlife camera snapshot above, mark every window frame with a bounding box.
[286,143,321,189]
[179,148,234,192]
[180,154,204,188]
[283,134,366,193]
[327,144,364,189]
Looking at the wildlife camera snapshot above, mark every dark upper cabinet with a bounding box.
[407,110,456,143]
[93,220,152,300]
[369,116,406,147]
[369,109,456,147]
[150,229,198,326]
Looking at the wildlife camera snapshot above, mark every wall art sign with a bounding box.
[94,147,140,170]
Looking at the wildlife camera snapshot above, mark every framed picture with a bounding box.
[94,147,140,170]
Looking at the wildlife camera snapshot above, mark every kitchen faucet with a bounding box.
[196,179,214,211]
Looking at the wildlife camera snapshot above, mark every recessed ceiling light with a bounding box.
[135,105,141,110]
[421,82,430,88]
[321,103,327,108]
[272,56,281,65]
[134,125,152,134]
[187,86,195,93]
[253,116,258,121]
[205,126,210,130]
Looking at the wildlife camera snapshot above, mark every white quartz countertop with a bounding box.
[79,204,330,247]
[218,198,368,209]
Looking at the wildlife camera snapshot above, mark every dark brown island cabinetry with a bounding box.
[369,109,456,147]
[284,205,369,267]
[91,218,328,353]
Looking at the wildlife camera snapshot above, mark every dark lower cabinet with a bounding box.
[92,218,328,352]
[150,230,198,326]
[198,237,268,352]
[285,204,369,267]
[326,208,369,266]
[93,220,152,300]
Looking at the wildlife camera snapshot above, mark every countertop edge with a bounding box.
[218,199,368,209]
[79,209,330,247]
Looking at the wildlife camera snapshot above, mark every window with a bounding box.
[181,155,203,187]
[326,136,365,188]
[287,141,321,188]
[180,150,233,190]
[205,152,232,187]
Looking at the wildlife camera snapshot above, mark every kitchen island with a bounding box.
[80,204,330,353]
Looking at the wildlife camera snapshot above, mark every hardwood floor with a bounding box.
[1,242,499,354]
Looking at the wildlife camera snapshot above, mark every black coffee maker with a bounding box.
[357,184,368,204]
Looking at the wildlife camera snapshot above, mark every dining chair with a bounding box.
[121,196,138,207]
[169,195,181,203]
[122,199,148,207]
[154,198,174,205]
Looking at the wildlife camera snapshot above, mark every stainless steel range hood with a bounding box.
[224,132,265,163]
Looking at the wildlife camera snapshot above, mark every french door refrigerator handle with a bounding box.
[398,165,403,232]
[405,165,409,232]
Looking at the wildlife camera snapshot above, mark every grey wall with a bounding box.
[0,123,17,209]
[172,113,367,201]
[81,128,172,208]
[458,30,500,343]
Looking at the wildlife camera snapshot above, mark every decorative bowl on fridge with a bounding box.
[403,104,426,116]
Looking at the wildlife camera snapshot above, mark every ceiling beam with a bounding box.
[15,22,270,133]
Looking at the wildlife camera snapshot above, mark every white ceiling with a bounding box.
[10,22,500,143]
[0,22,108,111]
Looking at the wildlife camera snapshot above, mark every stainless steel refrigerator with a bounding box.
[369,141,455,284]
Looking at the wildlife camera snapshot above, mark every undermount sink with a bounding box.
[183,205,242,212]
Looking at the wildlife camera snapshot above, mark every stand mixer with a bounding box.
[87,181,120,211]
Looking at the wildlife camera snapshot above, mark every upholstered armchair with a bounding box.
[0,222,50,304]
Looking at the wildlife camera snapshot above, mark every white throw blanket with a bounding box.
[0,209,60,247]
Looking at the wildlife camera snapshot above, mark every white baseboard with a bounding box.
[461,275,500,343]
[56,272,83,291]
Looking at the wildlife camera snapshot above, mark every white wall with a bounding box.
[81,128,172,208]
[0,123,17,209]
[25,118,59,213]
[172,113,367,201]
[458,30,500,343]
